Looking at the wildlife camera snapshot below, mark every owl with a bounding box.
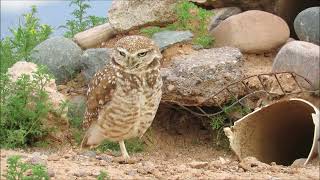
[81,35,163,162]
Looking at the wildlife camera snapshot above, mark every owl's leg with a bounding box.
[119,140,130,161]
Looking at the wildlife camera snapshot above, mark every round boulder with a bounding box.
[30,37,83,84]
[210,10,290,53]
[80,48,112,83]
[294,7,320,45]
[272,41,320,88]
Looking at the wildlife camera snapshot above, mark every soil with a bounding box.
[1,42,319,179]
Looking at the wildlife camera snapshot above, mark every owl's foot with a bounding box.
[114,140,135,164]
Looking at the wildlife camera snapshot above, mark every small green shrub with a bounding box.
[171,0,214,48]
[140,26,163,37]
[97,138,144,153]
[0,66,53,148]
[97,170,110,180]
[210,114,226,130]
[61,0,107,38]
[0,6,52,74]
[194,35,214,48]
[6,155,49,180]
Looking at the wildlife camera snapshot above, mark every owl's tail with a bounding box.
[81,123,105,150]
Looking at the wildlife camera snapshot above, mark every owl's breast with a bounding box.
[97,75,162,141]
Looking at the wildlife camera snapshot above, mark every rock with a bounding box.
[73,169,87,177]
[48,154,60,161]
[81,151,96,158]
[239,157,270,171]
[48,169,55,177]
[30,37,82,84]
[80,48,112,83]
[189,0,278,13]
[291,158,307,167]
[161,47,244,106]
[210,10,289,53]
[272,41,320,88]
[7,61,67,113]
[108,0,177,32]
[27,152,46,165]
[188,161,209,169]
[152,31,194,51]
[294,7,320,45]
[208,7,242,31]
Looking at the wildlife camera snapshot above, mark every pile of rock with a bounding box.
[9,0,319,108]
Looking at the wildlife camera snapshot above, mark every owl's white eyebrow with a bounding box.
[134,48,152,55]
[116,47,129,54]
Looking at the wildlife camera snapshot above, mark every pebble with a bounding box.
[126,169,138,176]
[73,169,87,177]
[27,152,46,165]
[82,151,96,158]
[48,169,55,177]
[188,161,209,169]
[48,154,60,161]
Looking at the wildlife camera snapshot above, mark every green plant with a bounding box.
[140,26,163,37]
[97,170,110,180]
[6,155,49,180]
[0,66,53,148]
[171,0,214,48]
[61,0,107,38]
[0,6,52,74]
[210,114,226,130]
[97,138,144,153]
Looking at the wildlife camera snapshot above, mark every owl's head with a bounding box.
[112,35,162,73]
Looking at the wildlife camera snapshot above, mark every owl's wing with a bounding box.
[82,64,116,129]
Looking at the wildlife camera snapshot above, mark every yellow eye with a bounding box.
[119,51,126,57]
[137,52,147,57]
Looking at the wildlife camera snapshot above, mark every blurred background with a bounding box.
[1,0,112,37]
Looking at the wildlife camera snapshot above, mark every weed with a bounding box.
[97,170,110,180]
[61,0,107,38]
[0,6,52,74]
[6,155,49,180]
[97,138,144,154]
[140,26,163,37]
[172,0,214,48]
[194,35,214,48]
[210,114,227,130]
[0,66,53,148]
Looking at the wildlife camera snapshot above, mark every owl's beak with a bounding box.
[126,56,136,68]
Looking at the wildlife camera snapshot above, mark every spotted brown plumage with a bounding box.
[81,35,162,162]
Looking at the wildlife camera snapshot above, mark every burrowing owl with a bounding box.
[81,35,162,161]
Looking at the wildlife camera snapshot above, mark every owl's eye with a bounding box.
[137,52,147,57]
[119,51,126,57]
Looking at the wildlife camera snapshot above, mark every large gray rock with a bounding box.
[208,7,242,32]
[108,0,177,32]
[30,37,82,84]
[294,7,320,45]
[210,10,290,53]
[152,30,194,51]
[272,41,320,88]
[161,47,244,106]
[80,48,111,83]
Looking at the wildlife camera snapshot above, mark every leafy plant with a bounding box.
[97,170,110,180]
[210,114,226,130]
[97,138,144,154]
[140,26,163,37]
[0,66,53,148]
[61,0,107,38]
[6,155,49,180]
[0,6,52,74]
